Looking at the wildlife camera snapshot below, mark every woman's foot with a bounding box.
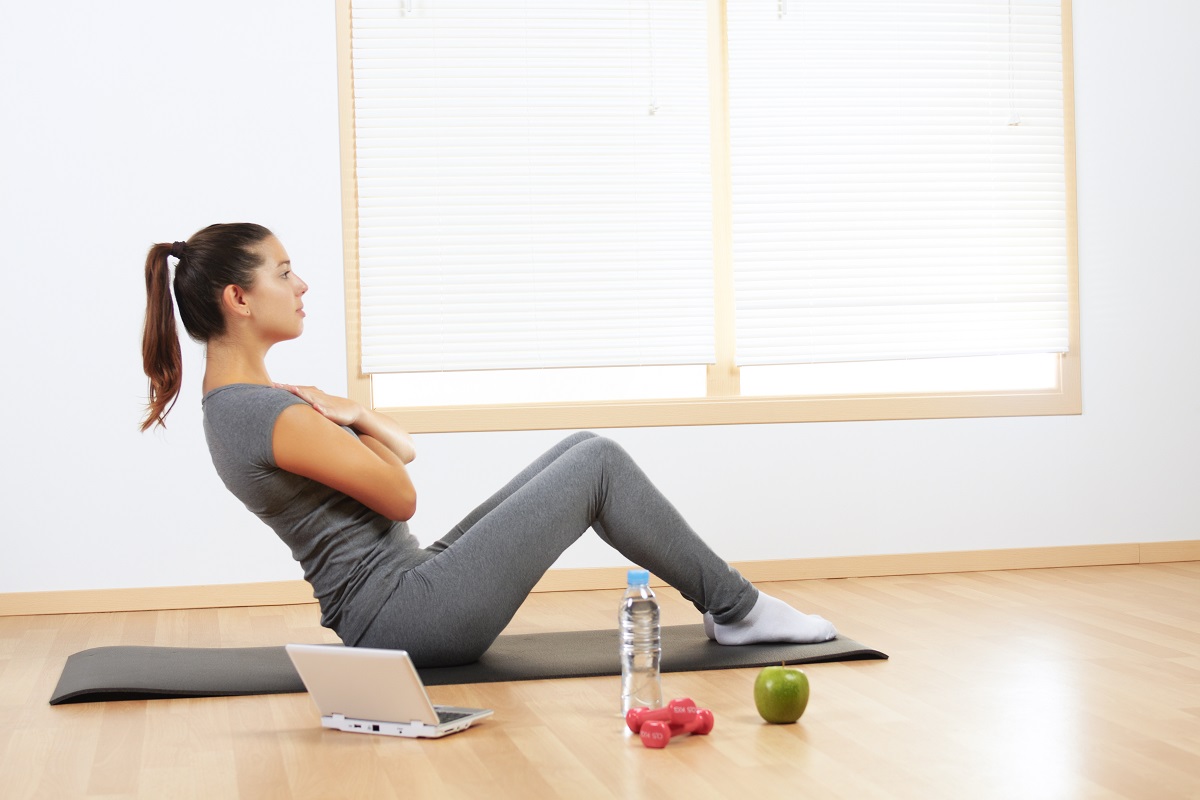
[704,593,837,645]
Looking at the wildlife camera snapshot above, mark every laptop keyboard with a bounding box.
[436,710,472,724]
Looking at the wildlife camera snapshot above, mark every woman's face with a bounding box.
[243,236,309,343]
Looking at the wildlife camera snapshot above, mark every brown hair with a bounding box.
[140,223,275,431]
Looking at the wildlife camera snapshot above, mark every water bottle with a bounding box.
[619,568,662,715]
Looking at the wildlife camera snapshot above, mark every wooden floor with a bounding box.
[1,562,1198,799]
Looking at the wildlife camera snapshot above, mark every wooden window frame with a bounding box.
[335,0,1080,434]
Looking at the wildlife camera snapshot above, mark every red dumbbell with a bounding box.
[626,697,715,748]
[637,709,715,749]
[626,696,701,734]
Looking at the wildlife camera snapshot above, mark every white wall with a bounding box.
[2,1,1196,595]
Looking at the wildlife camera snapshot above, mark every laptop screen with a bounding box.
[285,644,440,726]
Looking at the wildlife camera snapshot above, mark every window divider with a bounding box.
[707,0,740,398]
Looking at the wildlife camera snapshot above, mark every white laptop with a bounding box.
[285,644,493,739]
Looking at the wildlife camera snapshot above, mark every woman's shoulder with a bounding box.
[203,383,307,427]
[204,382,299,403]
[203,384,311,469]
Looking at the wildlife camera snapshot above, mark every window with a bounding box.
[336,0,1079,433]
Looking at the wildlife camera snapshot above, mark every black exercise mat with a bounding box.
[50,625,886,705]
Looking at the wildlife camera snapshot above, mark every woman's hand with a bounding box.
[274,383,362,427]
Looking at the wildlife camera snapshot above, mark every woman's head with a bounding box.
[169,223,277,342]
[141,222,275,431]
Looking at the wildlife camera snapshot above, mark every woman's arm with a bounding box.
[273,383,416,463]
[271,395,417,521]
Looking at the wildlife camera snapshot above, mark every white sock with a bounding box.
[704,593,837,645]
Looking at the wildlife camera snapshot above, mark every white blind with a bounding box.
[728,0,1069,365]
[351,0,714,374]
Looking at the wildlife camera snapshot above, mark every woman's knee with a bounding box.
[577,433,628,461]
[562,432,636,465]
[561,430,599,448]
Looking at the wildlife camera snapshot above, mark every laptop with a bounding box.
[285,644,493,739]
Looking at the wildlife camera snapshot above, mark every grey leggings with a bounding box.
[355,432,758,667]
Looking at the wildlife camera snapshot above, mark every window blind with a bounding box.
[350,0,714,374]
[727,0,1069,366]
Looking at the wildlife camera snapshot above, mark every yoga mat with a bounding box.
[49,625,886,705]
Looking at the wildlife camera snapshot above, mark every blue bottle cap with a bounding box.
[627,568,650,586]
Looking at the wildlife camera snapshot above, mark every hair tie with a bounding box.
[170,241,187,259]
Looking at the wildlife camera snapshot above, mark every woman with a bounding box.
[142,222,836,667]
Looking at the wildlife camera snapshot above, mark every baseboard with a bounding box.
[0,580,318,618]
[531,542,1154,591]
[2,540,1196,617]
[1138,540,1200,563]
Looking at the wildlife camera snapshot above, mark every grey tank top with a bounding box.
[201,384,425,644]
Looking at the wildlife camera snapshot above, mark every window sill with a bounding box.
[370,385,1082,434]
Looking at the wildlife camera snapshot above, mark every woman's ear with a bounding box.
[222,284,250,317]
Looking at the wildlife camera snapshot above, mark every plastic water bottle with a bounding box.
[619,568,662,715]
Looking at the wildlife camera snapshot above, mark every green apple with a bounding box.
[754,665,810,724]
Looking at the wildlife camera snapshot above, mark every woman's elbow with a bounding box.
[374,466,417,520]
[397,497,417,522]
[384,492,417,522]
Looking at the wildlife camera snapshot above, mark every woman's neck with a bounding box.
[202,337,272,394]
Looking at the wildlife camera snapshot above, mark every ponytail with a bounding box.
[139,223,274,431]
[141,243,183,430]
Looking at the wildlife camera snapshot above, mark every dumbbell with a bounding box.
[636,709,715,749]
[626,697,715,748]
